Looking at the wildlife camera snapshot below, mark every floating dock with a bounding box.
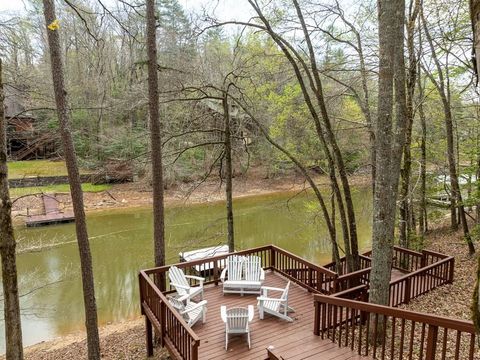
[179,245,229,272]
[26,194,75,227]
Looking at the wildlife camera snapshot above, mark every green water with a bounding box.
[3,188,372,351]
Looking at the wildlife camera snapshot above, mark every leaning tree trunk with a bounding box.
[146,0,166,274]
[399,0,420,249]
[42,2,101,358]
[369,0,407,308]
[223,94,235,252]
[417,55,427,243]
[0,59,24,360]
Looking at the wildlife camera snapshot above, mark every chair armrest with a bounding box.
[220,305,227,322]
[171,282,190,290]
[185,275,205,284]
[220,267,228,282]
[261,286,284,293]
[247,305,254,322]
[181,300,208,314]
[257,296,285,302]
[177,293,190,302]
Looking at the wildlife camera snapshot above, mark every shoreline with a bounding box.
[11,173,371,224]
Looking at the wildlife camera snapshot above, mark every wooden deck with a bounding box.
[194,271,367,359]
[26,194,74,227]
[139,245,461,360]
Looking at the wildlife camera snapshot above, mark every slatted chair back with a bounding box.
[280,281,291,302]
[226,307,249,332]
[244,255,263,282]
[169,266,189,296]
[227,255,244,281]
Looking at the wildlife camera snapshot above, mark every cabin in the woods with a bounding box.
[4,84,57,160]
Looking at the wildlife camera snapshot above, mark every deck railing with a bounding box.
[389,255,454,307]
[313,294,476,360]
[139,270,200,359]
[139,244,457,360]
[139,244,338,360]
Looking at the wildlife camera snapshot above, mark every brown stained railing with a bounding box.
[389,255,454,307]
[139,271,200,360]
[139,244,456,359]
[336,268,370,292]
[313,294,476,360]
[139,244,339,359]
[270,245,337,294]
[392,246,424,272]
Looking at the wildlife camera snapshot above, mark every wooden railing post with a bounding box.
[421,250,426,268]
[213,260,219,286]
[160,300,166,347]
[139,273,145,315]
[314,301,320,335]
[404,276,411,304]
[425,325,439,359]
[448,258,454,283]
[192,340,199,360]
[145,316,154,357]
[271,246,276,270]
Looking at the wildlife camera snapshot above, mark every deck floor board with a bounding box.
[193,271,371,359]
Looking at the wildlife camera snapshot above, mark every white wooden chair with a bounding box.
[167,296,207,327]
[257,281,294,322]
[221,305,254,350]
[168,266,205,302]
[220,255,245,294]
[220,255,265,295]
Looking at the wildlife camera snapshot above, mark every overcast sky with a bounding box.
[0,0,254,21]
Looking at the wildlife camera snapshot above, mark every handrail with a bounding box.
[389,256,453,286]
[139,270,200,360]
[270,245,337,277]
[313,294,476,360]
[314,294,475,334]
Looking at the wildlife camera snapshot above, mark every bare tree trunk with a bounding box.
[146,0,166,273]
[399,0,420,249]
[42,1,100,358]
[0,58,24,360]
[369,0,407,308]
[231,96,343,273]
[417,56,427,244]
[421,9,475,254]
[223,93,234,252]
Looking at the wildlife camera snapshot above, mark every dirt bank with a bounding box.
[11,172,371,223]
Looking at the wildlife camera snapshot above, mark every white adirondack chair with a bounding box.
[221,305,254,350]
[168,296,207,327]
[257,281,294,322]
[220,255,245,294]
[220,255,265,295]
[168,266,205,302]
[243,255,265,293]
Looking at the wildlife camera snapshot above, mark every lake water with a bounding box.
[2,187,372,352]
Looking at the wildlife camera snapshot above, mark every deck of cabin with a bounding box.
[195,271,364,360]
[139,245,476,360]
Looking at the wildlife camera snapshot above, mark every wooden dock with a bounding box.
[26,194,75,227]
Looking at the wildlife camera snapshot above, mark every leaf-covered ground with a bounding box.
[401,220,477,322]
[23,319,169,360]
